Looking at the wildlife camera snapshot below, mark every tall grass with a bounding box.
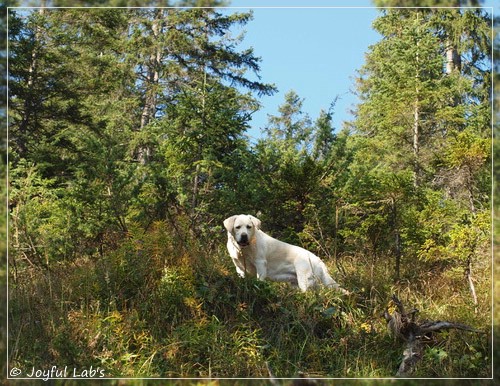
[7,220,492,380]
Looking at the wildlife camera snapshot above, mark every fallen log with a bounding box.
[383,294,483,377]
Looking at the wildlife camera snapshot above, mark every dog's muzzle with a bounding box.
[237,234,249,247]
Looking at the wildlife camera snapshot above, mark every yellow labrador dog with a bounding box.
[224,214,347,293]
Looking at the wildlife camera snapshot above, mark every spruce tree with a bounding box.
[350,4,491,279]
[8,5,275,261]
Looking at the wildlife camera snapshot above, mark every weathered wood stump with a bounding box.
[383,294,482,377]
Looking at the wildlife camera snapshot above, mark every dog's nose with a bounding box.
[240,234,248,243]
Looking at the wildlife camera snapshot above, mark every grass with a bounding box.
[6,220,493,381]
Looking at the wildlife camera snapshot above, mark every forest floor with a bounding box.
[6,223,494,382]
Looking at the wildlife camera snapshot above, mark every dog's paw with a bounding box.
[340,287,351,296]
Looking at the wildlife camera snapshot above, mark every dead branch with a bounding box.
[383,294,483,377]
[419,320,483,335]
[465,257,478,311]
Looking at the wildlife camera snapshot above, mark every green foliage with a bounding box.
[450,210,489,252]
[10,161,75,264]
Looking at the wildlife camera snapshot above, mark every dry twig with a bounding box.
[383,294,483,377]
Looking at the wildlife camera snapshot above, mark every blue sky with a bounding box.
[226,0,496,141]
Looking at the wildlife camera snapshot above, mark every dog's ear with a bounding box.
[223,215,237,232]
[248,215,261,230]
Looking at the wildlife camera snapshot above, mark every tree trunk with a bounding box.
[412,98,420,187]
[391,198,402,281]
[466,165,477,215]
[138,9,163,164]
[413,12,421,187]
[444,7,461,75]
[192,163,200,212]
[445,41,461,74]
[191,43,208,217]
[17,5,46,158]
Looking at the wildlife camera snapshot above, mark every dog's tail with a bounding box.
[318,262,350,295]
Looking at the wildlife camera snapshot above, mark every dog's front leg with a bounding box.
[255,258,267,281]
[232,259,246,278]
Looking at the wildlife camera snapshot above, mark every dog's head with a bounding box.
[223,214,261,247]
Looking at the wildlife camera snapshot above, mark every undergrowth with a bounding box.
[8,221,492,380]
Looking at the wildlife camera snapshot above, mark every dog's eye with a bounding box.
[247,225,252,229]
[235,225,241,230]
